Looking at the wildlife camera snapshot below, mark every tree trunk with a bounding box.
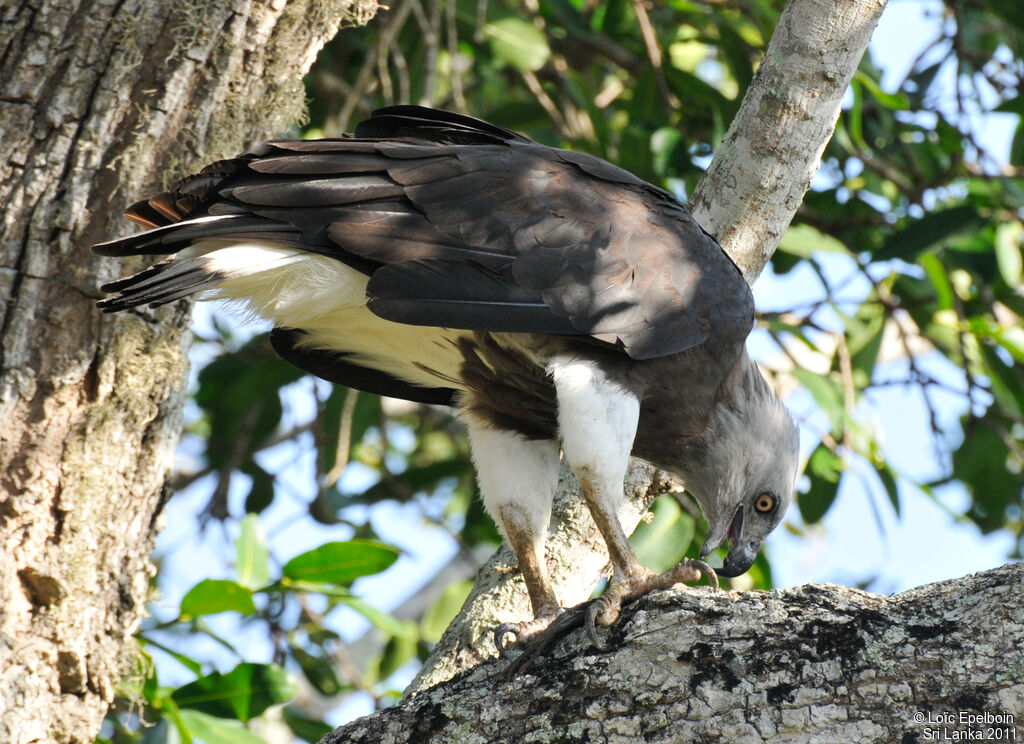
[327,563,1024,743]
[0,1,377,742]
[409,0,889,695]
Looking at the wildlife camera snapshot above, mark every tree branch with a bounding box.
[330,563,1024,743]
[690,0,888,282]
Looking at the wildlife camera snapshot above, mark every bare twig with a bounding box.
[520,69,570,136]
[631,0,678,113]
[446,0,465,109]
[338,0,415,131]
[836,332,856,451]
[323,389,360,489]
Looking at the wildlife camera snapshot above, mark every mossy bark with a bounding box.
[0,1,378,741]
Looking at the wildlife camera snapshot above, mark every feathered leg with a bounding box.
[552,358,715,648]
[465,418,562,652]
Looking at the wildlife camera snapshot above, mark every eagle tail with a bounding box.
[95,214,307,313]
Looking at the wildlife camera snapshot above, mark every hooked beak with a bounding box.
[699,504,757,578]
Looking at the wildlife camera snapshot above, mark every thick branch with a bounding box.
[690,0,888,281]
[332,563,1024,743]
[408,462,670,692]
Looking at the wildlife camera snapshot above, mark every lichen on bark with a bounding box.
[327,563,1024,744]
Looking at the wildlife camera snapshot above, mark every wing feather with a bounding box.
[95,105,753,360]
[366,260,579,335]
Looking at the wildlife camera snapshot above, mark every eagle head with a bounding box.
[682,359,800,578]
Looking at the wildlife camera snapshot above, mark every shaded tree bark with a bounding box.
[0,1,378,742]
[409,0,889,695]
[328,563,1024,743]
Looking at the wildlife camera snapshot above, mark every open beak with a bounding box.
[698,504,757,578]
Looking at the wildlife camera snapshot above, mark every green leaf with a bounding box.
[995,221,1023,287]
[136,718,179,744]
[281,540,400,585]
[713,18,755,92]
[953,411,1024,533]
[1011,120,1024,167]
[799,444,843,524]
[843,306,886,382]
[282,707,334,743]
[629,496,695,573]
[139,636,202,676]
[460,487,503,547]
[195,335,306,471]
[992,326,1024,365]
[236,514,270,590]
[650,127,684,177]
[180,579,256,618]
[977,343,1024,419]
[269,580,354,599]
[420,579,474,643]
[876,206,988,261]
[171,663,296,722]
[317,386,347,476]
[995,94,1024,115]
[792,369,845,433]
[778,224,850,259]
[918,252,954,310]
[242,462,275,515]
[176,709,267,744]
[336,594,412,637]
[877,462,900,516]
[845,80,866,150]
[854,69,908,109]
[376,630,419,682]
[317,387,380,476]
[349,392,382,449]
[160,699,194,744]
[291,646,346,697]
[484,17,550,72]
[361,458,470,503]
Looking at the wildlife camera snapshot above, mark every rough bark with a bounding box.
[409,0,889,695]
[330,563,1024,743]
[0,1,377,742]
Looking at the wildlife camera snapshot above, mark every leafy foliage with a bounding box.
[99,0,1023,741]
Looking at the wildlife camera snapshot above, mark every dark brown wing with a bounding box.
[96,106,754,360]
[269,329,457,406]
[355,136,754,358]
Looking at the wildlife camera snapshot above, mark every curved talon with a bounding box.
[493,623,520,658]
[585,600,607,651]
[685,557,719,590]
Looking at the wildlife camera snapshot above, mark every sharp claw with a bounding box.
[497,559,719,675]
[684,557,719,590]
[494,623,520,658]
[585,600,607,651]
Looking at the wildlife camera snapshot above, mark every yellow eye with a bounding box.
[755,492,776,513]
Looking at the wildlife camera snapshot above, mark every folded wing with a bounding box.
[96,106,753,361]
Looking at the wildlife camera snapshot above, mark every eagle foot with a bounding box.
[493,611,563,659]
[497,559,718,676]
[496,603,591,679]
[586,558,719,651]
